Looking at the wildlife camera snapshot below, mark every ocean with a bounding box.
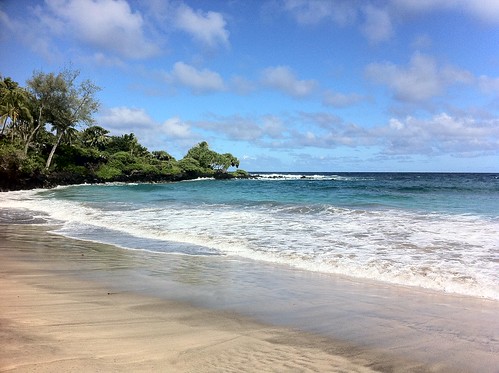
[2,172,498,301]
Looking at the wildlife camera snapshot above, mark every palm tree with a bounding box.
[0,78,33,137]
[122,133,145,156]
[82,125,109,148]
[45,112,80,169]
[0,101,13,135]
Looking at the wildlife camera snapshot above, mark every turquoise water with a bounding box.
[43,172,499,215]
[2,172,498,299]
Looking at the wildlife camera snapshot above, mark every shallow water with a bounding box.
[2,172,498,300]
[1,223,498,372]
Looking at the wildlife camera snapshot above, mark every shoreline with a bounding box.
[0,224,393,373]
[0,260,379,372]
[1,223,498,372]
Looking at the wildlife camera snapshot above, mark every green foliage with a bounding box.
[186,141,215,169]
[95,164,122,180]
[60,164,89,175]
[0,70,246,190]
[178,157,202,173]
[0,76,34,141]
[152,150,175,161]
[0,141,44,187]
[159,161,182,175]
[26,68,101,170]
[19,153,45,174]
[110,151,136,165]
[126,161,160,175]
[81,125,109,149]
[183,142,239,173]
[0,142,23,172]
[232,169,249,177]
[211,153,240,172]
[105,133,148,156]
[52,144,104,170]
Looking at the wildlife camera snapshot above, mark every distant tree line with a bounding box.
[0,69,247,191]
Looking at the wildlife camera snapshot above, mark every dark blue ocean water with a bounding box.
[2,172,498,299]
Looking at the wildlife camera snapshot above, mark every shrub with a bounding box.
[232,169,249,178]
[178,157,202,173]
[111,151,135,165]
[95,164,122,180]
[19,154,45,174]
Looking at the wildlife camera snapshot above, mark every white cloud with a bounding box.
[168,62,226,94]
[87,52,125,67]
[98,106,155,132]
[44,0,159,59]
[261,66,317,98]
[159,117,193,139]
[365,52,472,102]
[99,107,192,139]
[245,110,499,157]
[0,10,12,35]
[280,0,499,45]
[322,90,366,108]
[175,4,229,48]
[280,1,393,43]
[281,0,357,26]
[464,1,499,24]
[156,109,499,160]
[411,34,432,49]
[187,114,288,146]
[377,113,499,155]
[361,5,393,44]
[230,76,257,95]
[98,107,198,153]
[390,0,452,13]
[0,8,62,62]
[291,116,371,148]
[478,75,499,95]
[441,66,475,87]
[261,115,286,138]
[194,115,270,141]
[391,0,499,24]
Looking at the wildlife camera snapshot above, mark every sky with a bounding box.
[1,0,498,172]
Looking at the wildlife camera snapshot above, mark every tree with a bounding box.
[184,141,239,173]
[0,70,246,189]
[81,125,109,148]
[0,77,18,135]
[152,150,174,161]
[211,153,240,172]
[25,71,67,155]
[0,77,33,138]
[44,69,100,169]
[185,141,216,169]
[122,133,139,156]
[178,157,202,174]
[6,98,35,145]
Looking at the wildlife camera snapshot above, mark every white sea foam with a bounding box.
[253,173,357,181]
[1,188,498,300]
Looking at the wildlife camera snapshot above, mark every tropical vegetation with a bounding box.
[0,69,247,191]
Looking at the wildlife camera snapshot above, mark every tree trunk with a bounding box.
[45,132,63,170]
[23,122,43,155]
[0,117,8,135]
[23,106,43,156]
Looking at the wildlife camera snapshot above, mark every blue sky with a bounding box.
[1,0,498,172]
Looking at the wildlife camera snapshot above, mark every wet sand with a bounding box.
[1,223,498,372]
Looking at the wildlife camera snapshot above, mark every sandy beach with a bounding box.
[0,224,386,373]
[0,264,375,372]
[1,223,498,372]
